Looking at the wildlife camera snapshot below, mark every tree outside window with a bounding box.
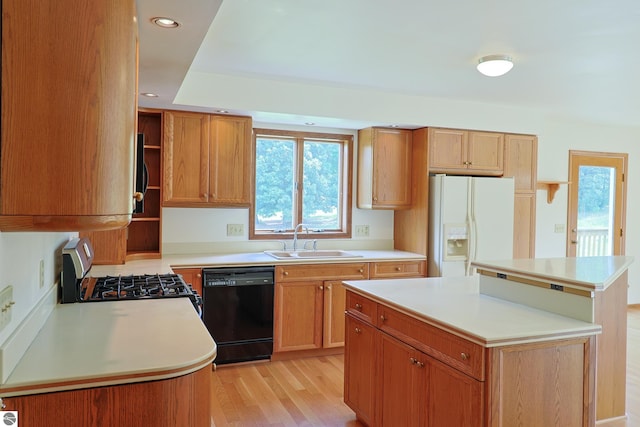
[251,129,352,239]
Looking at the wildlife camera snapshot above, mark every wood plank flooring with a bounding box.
[210,306,640,426]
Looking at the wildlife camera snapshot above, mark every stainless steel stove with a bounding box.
[61,237,202,314]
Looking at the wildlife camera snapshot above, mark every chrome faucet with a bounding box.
[292,223,309,251]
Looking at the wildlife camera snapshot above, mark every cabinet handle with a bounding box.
[409,357,417,365]
[416,361,425,368]
[133,192,144,202]
[461,353,470,361]
[283,271,289,276]
[571,240,578,244]
[196,273,201,278]
[358,268,364,273]
[319,285,324,290]
[354,303,363,311]
[395,267,401,271]
[380,314,387,322]
[355,327,362,334]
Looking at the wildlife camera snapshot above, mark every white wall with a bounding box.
[176,71,640,303]
[0,232,75,346]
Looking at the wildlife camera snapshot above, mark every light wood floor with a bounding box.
[211,306,640,426]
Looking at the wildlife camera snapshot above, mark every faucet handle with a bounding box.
[280,241,287,251]
[303,240,318,251]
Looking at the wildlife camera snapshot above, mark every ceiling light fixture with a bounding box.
[151,17,180,28]
[216,109,229,114]
[140,92,158,97]
[476,55,513,77]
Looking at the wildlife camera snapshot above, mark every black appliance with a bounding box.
[61,237,201,315]
[133,133,148,214]
[202,266,275,364]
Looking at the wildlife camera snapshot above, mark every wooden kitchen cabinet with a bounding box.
[0,0,138,232]
[172,267,203,297]
[357,127,413,209]
[369,260,426,278]
[274,263,368,352]
[344,290,595,427]
[81,109,164,263]
[163,111,252,207]
[344,314,377,427]
[513,193,536,259]
[429,128,504,176]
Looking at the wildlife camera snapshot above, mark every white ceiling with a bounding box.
[137,0,640,129]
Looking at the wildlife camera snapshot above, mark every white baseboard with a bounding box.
[0,284,58,383]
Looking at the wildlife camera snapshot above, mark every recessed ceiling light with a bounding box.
[216,110,229,114]
[305,122,316,126]
[477,55,514,77]
[389,124,400,128]
[151,17,180,28]
[141,92,158,97]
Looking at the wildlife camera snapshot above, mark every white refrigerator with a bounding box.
[428,174,515,277]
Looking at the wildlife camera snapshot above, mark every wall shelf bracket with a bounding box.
[537,181,570,204]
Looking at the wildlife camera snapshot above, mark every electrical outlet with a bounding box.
[226,224,244,236]
[0,285,14,332]
[355,225,370,237]
[554,224,565,233]
[39,259,45,288]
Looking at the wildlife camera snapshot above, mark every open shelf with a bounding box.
[537,181,570,203]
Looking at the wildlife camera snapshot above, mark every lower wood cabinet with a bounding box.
[172,267,203,297]
[344,290,596,427]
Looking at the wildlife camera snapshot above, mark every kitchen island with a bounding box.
[342,255,632,427]
[0,298,216,427]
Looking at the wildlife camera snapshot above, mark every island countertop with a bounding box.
[0,298,216,397]
[343,275,601,347]
[471,255,634,291]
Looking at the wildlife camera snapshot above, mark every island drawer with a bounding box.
[377,305,485,380]
[276,263,368,282]
[369,261,426,278]
[346,291,377,324]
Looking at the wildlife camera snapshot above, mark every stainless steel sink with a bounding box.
[264,250,363,260]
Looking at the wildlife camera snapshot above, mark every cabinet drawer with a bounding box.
[369,261,426,278]
[377,305,485,380]
[276,263,368,282]
[346,291,377,324]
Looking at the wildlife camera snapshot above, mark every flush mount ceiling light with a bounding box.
[476,55,514,77]
[151,17,180,28]
[140,92,158,97]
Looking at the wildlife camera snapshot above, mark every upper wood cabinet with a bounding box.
[357,127,412,209]
[429,128,504,175]
[0,0,138,231]
[163,111,252,207]
[504,134,538,193]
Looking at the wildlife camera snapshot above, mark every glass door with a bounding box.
[567,151,627,256]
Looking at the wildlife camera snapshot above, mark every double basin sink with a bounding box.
[264,249,363,260]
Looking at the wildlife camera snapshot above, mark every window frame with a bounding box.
[249,128,353,241]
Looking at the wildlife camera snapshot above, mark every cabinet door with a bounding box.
[209,115,253,205]
[172,267,203,297]
[467,131,504,175]
[428,128,467,171]
[274,281,323,352]
[344,314,377,427]
[79,229,126,265]
[369,261,427,278]
[427,357,483,427]
[378,333,427,427]
[513,193,536,259]
[372,128,412,208]
[504,134,538,192]
[323,281,346,348]
[163,111,210,205]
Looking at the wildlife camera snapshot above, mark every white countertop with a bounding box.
[0,299,216,397]
[89,249,426,276]
[343,276,601,347]
[471,256,634,291]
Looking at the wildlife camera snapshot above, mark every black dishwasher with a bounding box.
[202,266,275,364]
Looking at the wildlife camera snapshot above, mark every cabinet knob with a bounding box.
[196,273,201,278]
[395,267,401,271]
[355,327,362,334]
[461,353,470,361]
[326,284,332,290]
[354,303,363,311]
[416,361,425,368]
[358,268,364,273]
[133,192,144,202]
[319,285,324,290]
[409,357,417,365]
[283,271,289,276]
[380,314,387,322]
